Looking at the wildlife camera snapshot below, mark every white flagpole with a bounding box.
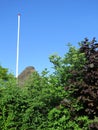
[16,14,21,78]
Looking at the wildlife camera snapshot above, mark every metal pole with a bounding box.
[16,14,20,78]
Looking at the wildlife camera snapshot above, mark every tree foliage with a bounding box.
[0,38,98,129]
[64,38,98,117]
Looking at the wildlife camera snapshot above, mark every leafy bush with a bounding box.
[63,38,98,119]
[47,106,89,130]
[0,38,98,129]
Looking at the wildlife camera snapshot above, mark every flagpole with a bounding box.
[16,13,21,78]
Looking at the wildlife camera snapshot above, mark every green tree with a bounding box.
[0,65,14,81]
[49,38,98,129]
[1,38,97,129]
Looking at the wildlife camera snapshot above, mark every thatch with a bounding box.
[18,66,35,86]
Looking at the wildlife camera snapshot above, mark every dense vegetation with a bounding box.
[0,38,98,130]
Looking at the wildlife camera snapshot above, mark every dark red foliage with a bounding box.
[89,122,98,130]
[65,38,98,119]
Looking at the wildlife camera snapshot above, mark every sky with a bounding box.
[0,0,98,76]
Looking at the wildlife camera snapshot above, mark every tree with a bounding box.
[49,38,98,129]
[0,38,97,129]
[63,38,98,118]
[0,65,13,81]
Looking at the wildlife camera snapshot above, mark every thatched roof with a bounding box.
[18,66,35,86]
